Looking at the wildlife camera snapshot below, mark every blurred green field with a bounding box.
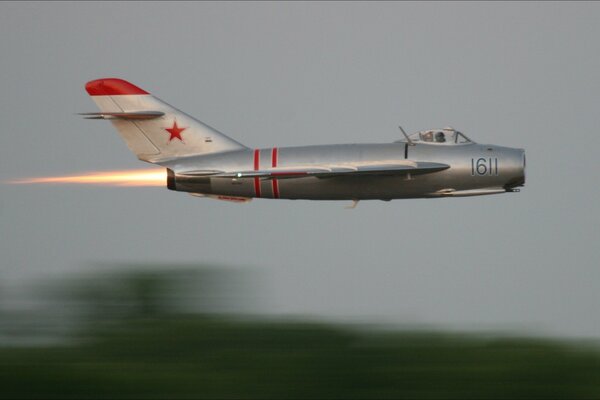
[1,268,599,399]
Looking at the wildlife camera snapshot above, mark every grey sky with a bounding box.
[1,2,599,338]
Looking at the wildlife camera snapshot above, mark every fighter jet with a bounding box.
[83,78,525,204]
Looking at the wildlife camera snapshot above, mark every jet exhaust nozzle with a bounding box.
[167,168,176,191]
[166,169,212,193]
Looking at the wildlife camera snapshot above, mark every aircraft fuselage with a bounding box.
[161,142,525,200]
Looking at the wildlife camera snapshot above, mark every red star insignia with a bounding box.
[165,120,187,142]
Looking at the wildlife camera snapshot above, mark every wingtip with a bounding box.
[85,78,149,96]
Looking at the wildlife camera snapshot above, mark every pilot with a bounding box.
[435,131,446,143]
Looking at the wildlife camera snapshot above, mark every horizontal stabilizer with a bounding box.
[79,111,165,120]
[178,170,225,177]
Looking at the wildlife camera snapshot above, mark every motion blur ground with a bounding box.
[1,265,599,399]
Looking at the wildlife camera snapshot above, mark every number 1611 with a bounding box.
[472,158,498,176]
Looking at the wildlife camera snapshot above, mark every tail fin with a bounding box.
[84,78,247,163]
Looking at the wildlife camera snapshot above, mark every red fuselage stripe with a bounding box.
[253,149,261,198]
[271,147,280,198]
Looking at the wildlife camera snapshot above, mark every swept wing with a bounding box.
[178,161,449,180]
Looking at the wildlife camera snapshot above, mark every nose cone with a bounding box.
[505,149,526,191]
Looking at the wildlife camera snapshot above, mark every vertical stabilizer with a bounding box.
[84,78,247,163]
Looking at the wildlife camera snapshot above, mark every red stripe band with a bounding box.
[271,147,280,199]
[271,147,278,168]
[253,149,261,198]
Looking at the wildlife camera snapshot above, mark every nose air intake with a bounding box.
[505,149,526,191]
[522,150,526,184]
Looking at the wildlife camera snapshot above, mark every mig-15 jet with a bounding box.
[83,78,525,204]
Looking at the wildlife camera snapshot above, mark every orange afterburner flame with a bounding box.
[8,168,167,187]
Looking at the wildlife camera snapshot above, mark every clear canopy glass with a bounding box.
[401,128,474,145]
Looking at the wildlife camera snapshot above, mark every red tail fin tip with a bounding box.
[85,78,149,96]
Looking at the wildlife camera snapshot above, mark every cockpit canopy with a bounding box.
[397,127,474,145]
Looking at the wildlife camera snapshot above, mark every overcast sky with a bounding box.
[1,2,599,338]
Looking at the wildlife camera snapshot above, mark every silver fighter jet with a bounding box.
[83,78,525,203]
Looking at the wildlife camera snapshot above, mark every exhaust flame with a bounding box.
[7,168,167,187]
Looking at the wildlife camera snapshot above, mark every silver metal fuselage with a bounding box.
[161,142,526,200]
[82,79,525,201]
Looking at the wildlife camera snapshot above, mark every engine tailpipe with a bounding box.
[167,168,176,191]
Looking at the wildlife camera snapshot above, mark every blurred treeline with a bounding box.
[1,267,599,399]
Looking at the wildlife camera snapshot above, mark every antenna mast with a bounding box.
[399,126,415,146]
